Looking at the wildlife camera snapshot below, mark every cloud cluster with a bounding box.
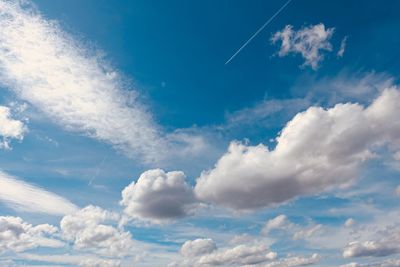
[0,216,62,254]
[120,169,196,223]
[60,205,134,257]
[0,106,26,149]
[195,88,400,211]
[0,171,78,215]
[271,23,335,69]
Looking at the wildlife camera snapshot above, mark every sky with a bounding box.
[1,0,400,266]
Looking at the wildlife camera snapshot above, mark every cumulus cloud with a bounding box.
[60,205,134,257]
[0,106,26,149]
[120,169,196,223]
[17,253,122,267]
[343,220,400,259]
[0,171,77,215]
[180,238,217,257]
[340,259,400,267]
[271,23,334,69]
[263,254,320,267]
[0,0,170,162]
[262,215,290,235]
[195,88,400,211]
[170,239,276,267]
[343,241,399,258]
[0,216,62,254]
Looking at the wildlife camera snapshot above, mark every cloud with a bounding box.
[0,106,26,149]
[17,253,121,267]
[60,205,134,257]
[0,216,63,254]
[337,36,348,57]
[340,259,400,267]
[263,254,320,267]
[343,241,399,258]
[262,215,290,235]
[0,171,77,215]
[170,239,276,267]
[180,238,217,257]
[271,23,334,69]
[120,169,196,223]
[0,0,169,162]
[195,88,400,211]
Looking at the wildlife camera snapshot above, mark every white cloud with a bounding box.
[340,259,400,267]
[271,23,334,70]
[0,0,169,162]
[262,215,290,235]
[180,238,217,257]
[17,253,121,267]
[263,254,320,267]
[120,169,196,223]
[60,205,134,257]
[345,218,356,228]
[0,171,77,215]
[0,106,26,149]
[0,216,63,254]
[292,224,322,240]
[195,88,400,211]
[337,36,348,57]
[79,258,121,267]
[395,186,400,196]
[343,240,399,258]
[170,239,276,267]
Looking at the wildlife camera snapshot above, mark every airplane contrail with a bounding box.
[225,0,293,65]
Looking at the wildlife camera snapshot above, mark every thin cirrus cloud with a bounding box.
[0,0,168,162]
[195,87,400,211]
[0,171,78,215]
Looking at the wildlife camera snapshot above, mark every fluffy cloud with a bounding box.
[343,219,400,259]
[0,106,26,149]
[120,169,196,223]
[195,88,400,211]
[180,238,217,257]
[341,259,400,267]
[0,0,167,162]
[0,216,62,254]
[343,241,399,258]
[170,239,277,267]
[60,206,134,257]
[262,215,290,235]
[79,258,121,267]
[263,254,320,267]
[0,171,77,215]
[271,23,334,69]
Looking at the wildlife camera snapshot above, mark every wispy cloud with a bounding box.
[0,171,77,215]
[0,0,166,162]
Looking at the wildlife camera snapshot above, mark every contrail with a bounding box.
[225,0,293,65]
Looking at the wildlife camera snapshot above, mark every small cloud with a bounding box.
[345,218,356,227]
[337,36,348,57]
[271,23,335,70]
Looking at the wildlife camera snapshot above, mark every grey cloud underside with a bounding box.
[120,169,196,223]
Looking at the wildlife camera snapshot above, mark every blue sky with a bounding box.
[1,0,400,266]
